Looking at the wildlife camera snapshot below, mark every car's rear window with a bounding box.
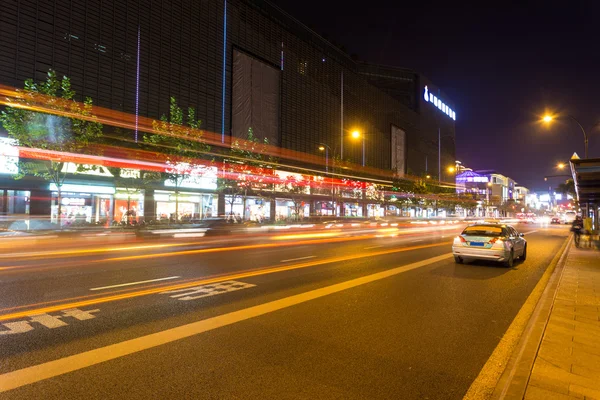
[462,226,503,236]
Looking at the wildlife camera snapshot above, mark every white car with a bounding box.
[452,223,527,268]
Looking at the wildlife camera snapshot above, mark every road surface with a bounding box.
[0,223,569,399]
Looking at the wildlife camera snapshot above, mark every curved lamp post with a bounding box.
[543,114,589,159]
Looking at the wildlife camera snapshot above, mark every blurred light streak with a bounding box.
[0,83,461,187]
[271,232,340,240]
[0,241,452,321]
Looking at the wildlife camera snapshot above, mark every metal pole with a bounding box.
[325,146,329,173]
[438,127,441,182]
[362,135,365,167]
[340,71,344,160]
[568,115,588,159]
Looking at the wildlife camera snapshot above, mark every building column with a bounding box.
[217,193,225,217]
[269,198,276,223]
[29,190,51,221]
[143,189,155,222]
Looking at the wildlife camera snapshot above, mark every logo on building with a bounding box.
[423,86,456,121]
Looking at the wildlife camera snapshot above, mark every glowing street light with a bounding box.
[318,143,332,172]
[542,113,589,158]
[447,166,456,173]
[351,130,365,167]
[557,162,566,169]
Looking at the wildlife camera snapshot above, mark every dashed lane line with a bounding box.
[0,241,452,322]
[0,253,452,393]
[90,276,181,291]
[279,256,316,263]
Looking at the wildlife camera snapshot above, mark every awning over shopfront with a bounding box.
[570,154,600,231]
[570,155,600,204]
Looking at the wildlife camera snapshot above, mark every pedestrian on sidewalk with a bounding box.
[571,215,583,247]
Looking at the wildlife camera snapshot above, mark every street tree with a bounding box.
[143,97,210,221]
[0,70,103,226]
[218,127,275,220]
[277,173,311,221]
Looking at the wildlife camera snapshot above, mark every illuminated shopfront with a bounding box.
[114,189,145,224]
[343,202,363,217]
[275,199,309,221]
[154,191,217,221]
[50,183,115,226]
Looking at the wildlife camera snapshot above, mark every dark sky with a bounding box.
[271,0,600,191]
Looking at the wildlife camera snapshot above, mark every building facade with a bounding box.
[0,0,456,223]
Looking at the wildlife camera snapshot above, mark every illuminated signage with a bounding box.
[423,86,456,120]
[49,183,116,194]
[456,176,489,183]
[164,163,217,190]
[61,197,87,206]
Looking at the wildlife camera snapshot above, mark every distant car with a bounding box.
[551,216,562,224]
[452,223,527,267]
[563,211,577,225]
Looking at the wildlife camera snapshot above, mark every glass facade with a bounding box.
[0,0,454,178]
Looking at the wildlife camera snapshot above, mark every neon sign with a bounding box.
[423,86,456,120]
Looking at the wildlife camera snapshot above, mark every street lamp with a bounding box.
[318,143,332,172]
[351,130,365,167]
[542,114,590,159]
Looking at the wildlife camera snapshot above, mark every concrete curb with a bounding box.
[490,234,573,399]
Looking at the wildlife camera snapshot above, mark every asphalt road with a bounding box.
[0,223,569,399]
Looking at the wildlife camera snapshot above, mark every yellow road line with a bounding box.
[463,235,570,400]
[0,241,451,322]
[94,235,388,263]
[0,252,453,393]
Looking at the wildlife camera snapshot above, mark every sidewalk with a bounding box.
[523,243,600,399]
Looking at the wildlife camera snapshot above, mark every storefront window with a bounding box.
[0,189,29,216]
[245,197,270,223]
[276,199,309,221]
[154,191,216,222]
[52,193,93,226]
[344,202,362,217]
[315,201,336,216]
[114,189,144,224]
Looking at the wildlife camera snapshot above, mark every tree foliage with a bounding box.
[143,97,210,220]
[218,127,275,218]
[0,70,103,225]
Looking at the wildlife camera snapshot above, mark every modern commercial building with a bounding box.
[0,0,456,223]
[455,168,526,217]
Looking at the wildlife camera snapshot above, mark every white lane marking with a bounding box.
[160,280,256,301]
[0,253,452,392]
[0,308,100,336]
[523,230,538,235]
[279,256,316,263]
[89,276,181,291]
[363,245,384,249]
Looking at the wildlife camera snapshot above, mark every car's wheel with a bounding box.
[521,245,527,261]
[504,250,514,268]
[454,256,463,264]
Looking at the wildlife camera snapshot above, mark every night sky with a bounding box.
[272,0,600,191]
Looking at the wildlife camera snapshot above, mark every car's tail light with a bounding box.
[454,235,467,245]
[490,237,505,248]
